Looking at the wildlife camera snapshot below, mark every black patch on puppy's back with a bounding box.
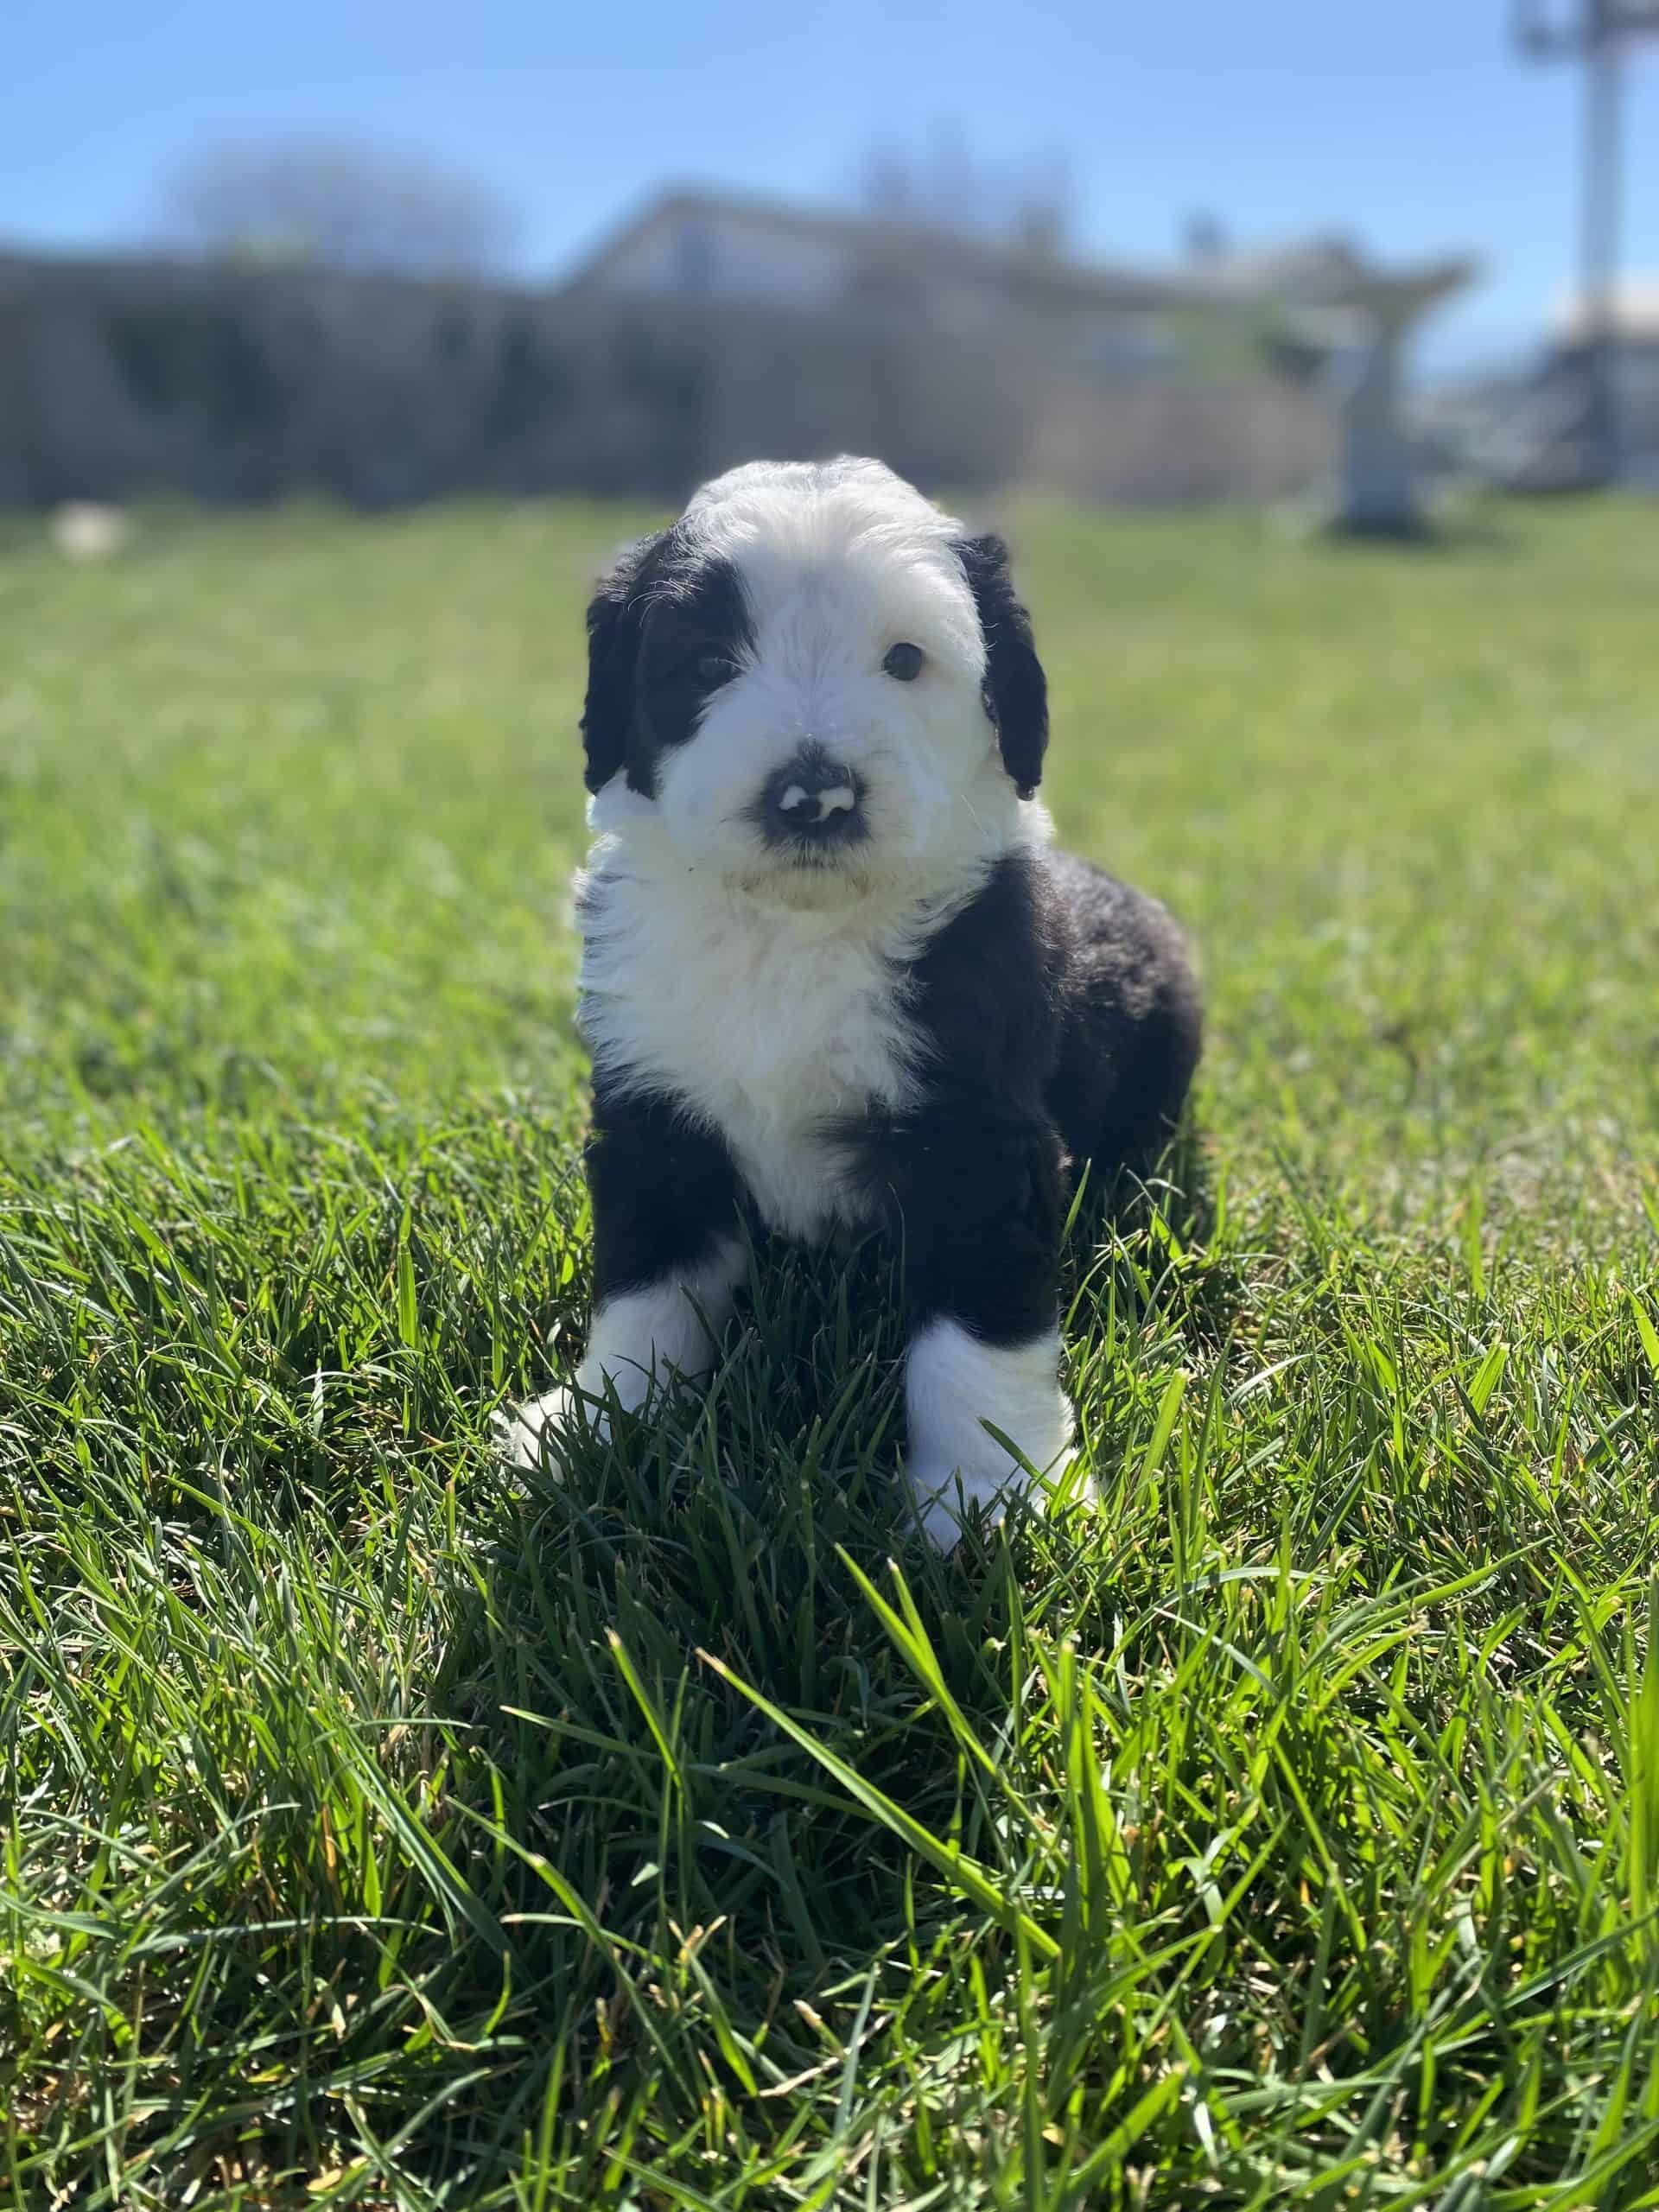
[1041,849,1203,1178]
[907,854,1065,1121]
[846,856,1067,1350]
[904,846,1200,1181]
[847,849,1201,1344]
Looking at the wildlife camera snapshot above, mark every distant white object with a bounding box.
[1554,276,1659,346]
[52,503,130,563]
[1273,257,1477,533]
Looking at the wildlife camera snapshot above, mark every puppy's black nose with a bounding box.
[760,754,866,847]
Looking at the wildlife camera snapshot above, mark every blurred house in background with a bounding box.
[564,186,1196,377]
[0,183,1473,512]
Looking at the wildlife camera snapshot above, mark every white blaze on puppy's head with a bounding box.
[577,458,1048,904]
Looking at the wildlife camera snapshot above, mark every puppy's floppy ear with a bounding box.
[581,532,665,795]
[955,533,1048,799]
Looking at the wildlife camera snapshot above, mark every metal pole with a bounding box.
[1580,3,1624,482]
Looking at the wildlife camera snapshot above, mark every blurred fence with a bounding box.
[0,251,1334,508]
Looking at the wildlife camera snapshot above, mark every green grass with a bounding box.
[3,491,1658,2208]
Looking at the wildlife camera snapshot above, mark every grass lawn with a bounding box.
[3,492,1658,2208]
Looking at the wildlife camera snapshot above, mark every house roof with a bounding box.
[557,185,1211,313]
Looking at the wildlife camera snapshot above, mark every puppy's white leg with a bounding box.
[904,1319,1084,1549]
[505,1238,746,1474]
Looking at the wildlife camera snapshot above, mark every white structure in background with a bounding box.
[1194,239,1477,532]
[1318,263,1477,533]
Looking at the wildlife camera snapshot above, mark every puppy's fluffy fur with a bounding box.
[507,457,1200,1545]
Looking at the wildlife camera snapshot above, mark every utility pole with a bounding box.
[1514,0,1659,486]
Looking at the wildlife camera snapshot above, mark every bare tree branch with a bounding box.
[163,139,519,278]
[855,124,1074,257]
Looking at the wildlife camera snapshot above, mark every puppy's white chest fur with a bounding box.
[577,850,928,1240]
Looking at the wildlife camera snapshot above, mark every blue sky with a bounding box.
[7,0,1658,374]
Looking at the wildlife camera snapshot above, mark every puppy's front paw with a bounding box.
[905,1447,1096,1552]
[906,1452,1025,1550]
[496,1384,606,1477]
[903,1321,1088,1551]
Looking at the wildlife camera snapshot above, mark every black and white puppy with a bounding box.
[506,457,1201,1546]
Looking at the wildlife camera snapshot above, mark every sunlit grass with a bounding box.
[3,493,1658,2205]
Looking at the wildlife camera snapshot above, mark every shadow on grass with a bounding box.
[1279,489,1521,560]
[1065,1116,1242,1362]
[376,1121,1235,2196]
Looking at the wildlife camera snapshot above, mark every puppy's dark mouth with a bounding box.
[781,831,867,868]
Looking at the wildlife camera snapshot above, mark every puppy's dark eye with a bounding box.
[696,651,739,689]
[883,642,925,682]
